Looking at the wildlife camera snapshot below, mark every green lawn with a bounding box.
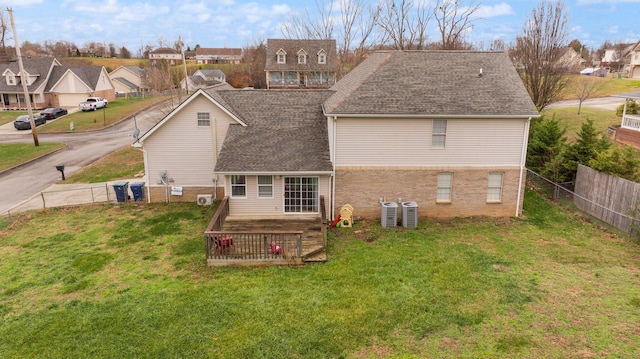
[0,111,27,126]
[540,106,619,140]
[62,145,144,183]
[38,96,167,133]
[0,189,638,358]
[0,142,67,172]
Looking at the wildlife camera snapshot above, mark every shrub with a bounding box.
[616,100,639,117]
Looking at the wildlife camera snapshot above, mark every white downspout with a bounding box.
[331,116,337,221]
[516,117,532,217]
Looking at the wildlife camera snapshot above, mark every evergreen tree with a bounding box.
[589,146,640,182]
[563,118,610,182]
[526,115,568,182]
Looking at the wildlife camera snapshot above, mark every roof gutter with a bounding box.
[322,113,540,119]
[214,171,334,176]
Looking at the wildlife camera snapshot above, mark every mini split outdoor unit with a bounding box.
[197,194,212,206]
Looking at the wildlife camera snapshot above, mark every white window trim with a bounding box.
[432,120,447,149]
[197,112,210,126]
[283,176,319,214]
[257,175,274,199]
[276,48,287,64]
[436,172,453,204]
[487,172,504,203]
[230,175,247,199]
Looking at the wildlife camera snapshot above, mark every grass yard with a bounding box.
[0,189,638,358]
[540,106,619,140]
[0,142,67,172]
[62,145,144,183]
[0,110,27,126]
[38,96,166,133]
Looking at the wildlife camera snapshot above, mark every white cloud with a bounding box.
[603,25,619,34]
[476,3,515,18]
[577,0,640,4]
[2,0,43,5]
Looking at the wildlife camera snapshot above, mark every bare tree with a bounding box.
[570,75,607,114]
[336,0,380,73]
[376,0,433,50]
[512,0,569,110]
[281,0,334,40]
[243,39,267,89]
[0,10,10,57]
[433,0,480,50]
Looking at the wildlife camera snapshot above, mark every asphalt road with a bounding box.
[0,104,166,215]
[545,96,626,111]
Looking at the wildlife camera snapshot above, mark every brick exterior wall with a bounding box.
[614,127,640,150]
[334,167,524,219]
[147,186,224,203]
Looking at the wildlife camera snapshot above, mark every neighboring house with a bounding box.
[195,48,242,64]
[180,69,227,92]
[136,50,538,220]
[109,65,147,94]
[265,39,337,89]
[557,47,586,72]
[149,47,182,66]
[0,56,115,109]
[627,40,640,79]
[612,90,640,149]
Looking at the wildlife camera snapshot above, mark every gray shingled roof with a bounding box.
[265,39,337,72]
[113,77,138,90]
[0,57,57,93]
[324,50,539,117]
[213,90,334,173]
[124,66,145,77]
[47,66,104,91]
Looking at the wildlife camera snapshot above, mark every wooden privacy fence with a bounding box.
[574,165,640,234]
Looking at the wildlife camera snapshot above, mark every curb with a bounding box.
[0,143,68,176]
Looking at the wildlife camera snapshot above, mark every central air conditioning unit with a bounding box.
[197,194,212,206]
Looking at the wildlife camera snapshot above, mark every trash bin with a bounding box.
[112,181,129,203]
[381,202,398,228]
[401,201,419,228]
[130,182,145,202]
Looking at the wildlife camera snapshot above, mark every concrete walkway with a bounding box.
[6,177,147,216]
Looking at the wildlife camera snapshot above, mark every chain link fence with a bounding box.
[1,183,121,221]
[526,169,639,241]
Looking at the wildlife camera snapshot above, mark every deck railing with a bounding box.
[204,231,304,266]
[622,114,640,131]
[207,196,229,231]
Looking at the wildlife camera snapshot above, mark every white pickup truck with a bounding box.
[79,97,108,111]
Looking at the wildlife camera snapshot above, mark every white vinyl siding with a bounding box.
[437,173,453,203]
[257,175,273,198]
[487,172,504,202]
[335,118,527,167]
[144,95,236,187]
[228,175,331,217]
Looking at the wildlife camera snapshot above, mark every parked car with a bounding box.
[40,107,68,120]
[14,114,47,130]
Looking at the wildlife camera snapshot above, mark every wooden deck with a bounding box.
[204,196,328,266]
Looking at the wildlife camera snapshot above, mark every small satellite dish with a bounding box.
[132,128,140,140]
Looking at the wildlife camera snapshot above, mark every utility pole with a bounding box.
[180,35,188,95]
[7,7,38,146]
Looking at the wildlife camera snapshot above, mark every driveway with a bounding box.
[0,103,166,215]
[546,96,626,111]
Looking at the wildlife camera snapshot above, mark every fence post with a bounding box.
[91,187,95,203]
[105,183,110,202]
[41,192,46,209]
[297,234,302,257]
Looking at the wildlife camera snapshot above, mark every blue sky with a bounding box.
[3,0,639,54]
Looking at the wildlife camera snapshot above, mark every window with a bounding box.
[437,173,453,203]
[287,72,297,81]
[197,112,210,126]
[257,176,273,198]
[487,173,504,202]
[298,54,306,64]
[432,120,447,148]
[318,54,326,64]
[284,177,318,213]
[231,175,246,198]
[271,72,282,81]
[277,49,287,64]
